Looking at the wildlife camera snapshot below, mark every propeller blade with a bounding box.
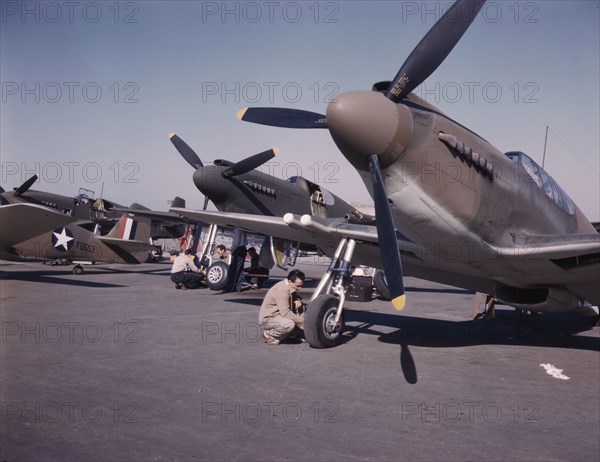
[13,173,39,197]
[368,154,405,310]
[222,148,279,178]
[386,0,486,102]
[169,133,204,169]
[202,195,210,211]
[237,108,328,129]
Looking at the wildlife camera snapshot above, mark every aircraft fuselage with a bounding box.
[193,162,361,220]
[327,90,598,304]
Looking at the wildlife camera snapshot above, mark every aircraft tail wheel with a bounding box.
[206,261,229,290]
[304,294,345,349]
[373,270,391,301]
[72,265,84,275]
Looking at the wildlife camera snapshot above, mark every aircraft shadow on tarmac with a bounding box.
[194,278,597,386]
[0,262,172,288]
[405,286,475,295]
[219,275,321,303]
[342,308,599,384]
[92,266,171,277]
[0,269,129,288]
[222,297,265,306]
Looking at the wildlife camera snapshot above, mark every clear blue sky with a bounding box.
[1,1,599,220]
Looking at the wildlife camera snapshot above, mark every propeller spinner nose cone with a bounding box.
[193,166,227,203]
[326,91,413,171]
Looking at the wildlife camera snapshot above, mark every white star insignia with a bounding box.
[53,228,74,251]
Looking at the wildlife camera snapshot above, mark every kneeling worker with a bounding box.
[171,249,203,289]
[259,269,306,345]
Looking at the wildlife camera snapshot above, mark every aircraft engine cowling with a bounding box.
[494,286,598,317]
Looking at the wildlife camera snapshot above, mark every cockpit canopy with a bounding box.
[287,176,336,206]
[505,151,575,215]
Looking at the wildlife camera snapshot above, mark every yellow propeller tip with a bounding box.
[236,108,248,120]
[168,132,176,139]
[392,294,406,311]
[273,148,280,156]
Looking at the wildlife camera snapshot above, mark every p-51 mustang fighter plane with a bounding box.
[120,132,374,287]
[166,132,367,221]
[0,174,189,240]
[171,0,600,348]
[0,175,172,272]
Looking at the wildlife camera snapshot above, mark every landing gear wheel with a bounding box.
[206,261,228,290]
[72,265,84,275]
[373,270,391,301]
[305,294,345,349]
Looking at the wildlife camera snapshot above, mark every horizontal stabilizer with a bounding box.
[97,237,156,264]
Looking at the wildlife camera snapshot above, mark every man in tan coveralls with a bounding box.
[259,270,306,345]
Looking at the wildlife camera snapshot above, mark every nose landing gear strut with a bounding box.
[304,238,356,348]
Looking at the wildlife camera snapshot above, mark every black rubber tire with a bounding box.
[304,294,345,349]
[206,261,228,290]
[72,265,84,275]
[373,270,391,301]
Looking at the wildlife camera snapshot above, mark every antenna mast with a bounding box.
[541,125,549,169]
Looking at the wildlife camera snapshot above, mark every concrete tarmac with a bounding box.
[1,259,599,462]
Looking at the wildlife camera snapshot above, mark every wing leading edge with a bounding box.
[169,208,422,266]
[495,233,600,306]
[0,203,77,248]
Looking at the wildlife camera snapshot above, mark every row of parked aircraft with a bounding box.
[0,172,192,273]
[2,0,598,348]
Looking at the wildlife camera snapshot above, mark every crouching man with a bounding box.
[170,249,203,289]
[259,270,306,345]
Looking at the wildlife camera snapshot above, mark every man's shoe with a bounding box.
[261,331,279,345]
[175,284,182,290]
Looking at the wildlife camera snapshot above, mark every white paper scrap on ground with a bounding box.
[540,363,570,380]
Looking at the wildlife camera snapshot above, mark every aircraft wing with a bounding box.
[169,208,422,265]
[0,203,77,248]
[511,233,600,258]
[110,207,197,224]
[171,208,600,305]
[172,208,339,245]
[494,233,600,305]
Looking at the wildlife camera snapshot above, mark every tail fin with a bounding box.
[171,196,186,208]
[129,202,151,211]
[107,213,151,242]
